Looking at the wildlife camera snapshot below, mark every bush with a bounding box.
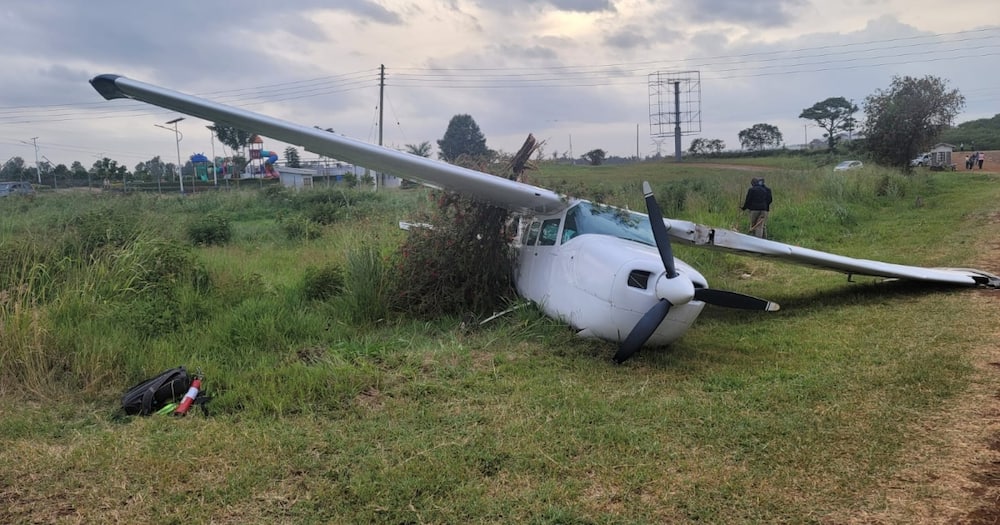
[67,207,141,256]
[306,202,343,225]
[186,213,232,246]
[391,193,515,318]
[280,214,323,241]
[302,264,345,301]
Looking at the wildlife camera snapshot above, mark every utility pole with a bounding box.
[377,64,385,190]
[20,137,41,184]
[636,123,640,161]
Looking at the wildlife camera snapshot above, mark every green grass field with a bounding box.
[1,159,998,523]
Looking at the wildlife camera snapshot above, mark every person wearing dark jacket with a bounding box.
[741,177,772,238]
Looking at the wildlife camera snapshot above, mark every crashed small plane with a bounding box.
[90,74,999,362]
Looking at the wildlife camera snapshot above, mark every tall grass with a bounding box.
[1,167,998,522]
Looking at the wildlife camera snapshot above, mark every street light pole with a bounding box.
[155,118,185,194]
[207,126,218,186]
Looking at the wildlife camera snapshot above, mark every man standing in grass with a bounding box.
[741,177,773,239]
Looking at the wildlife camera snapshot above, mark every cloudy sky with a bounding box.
[0,0,997,170]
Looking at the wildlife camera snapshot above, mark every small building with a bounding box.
[929,143,956,170]
[277,166,316,190]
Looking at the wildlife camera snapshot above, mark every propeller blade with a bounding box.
[694,288,780,311]
[614,299,671,364]
[643,181,676,278]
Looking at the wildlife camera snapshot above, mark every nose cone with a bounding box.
[656,273,695,305]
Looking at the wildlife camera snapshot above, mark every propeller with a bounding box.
[613,182,779,364]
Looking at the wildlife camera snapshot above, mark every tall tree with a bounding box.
[862,75,964,169]
[738,123,784,151]
[283,146,302,168]
[404,141,432,157]
[1,156,26,181]
[437,114,490,162]
[70,161,88,185]
[213,124,254,155]
[799,97,859,151]
[582,148,606,166]
[91,157,129,186]
[135,156,167,183]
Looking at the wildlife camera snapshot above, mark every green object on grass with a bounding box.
[156,402,179,415]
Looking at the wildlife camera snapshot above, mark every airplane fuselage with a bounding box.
[514,200,708,345]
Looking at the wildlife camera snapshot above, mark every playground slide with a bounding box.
[258,149,279,178]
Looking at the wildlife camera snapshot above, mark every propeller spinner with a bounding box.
[612,182,780,364]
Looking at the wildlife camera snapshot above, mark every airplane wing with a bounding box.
[90,74,999,289]
[89,74,567,215]
[662,217,1000,288]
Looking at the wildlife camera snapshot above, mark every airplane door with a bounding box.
[524,218,561,304]
[517,220,542,299]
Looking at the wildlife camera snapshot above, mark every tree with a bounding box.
[283,147,302,168]
[1,156,26,181]
[582,148,606,166]
[135,156,167,183]
[688,138,726,155]
[91,157,129,187]
[939,113,1000,151]
[799,97,859,151]
[405,141,432,157]
[71,161,89,186]
[437,114,490,162]
[862,75,964,169]
[51,164,70,187]
[213,123,254,155]
[738,123,783,151]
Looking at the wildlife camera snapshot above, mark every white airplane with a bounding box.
[90,74,1000,363]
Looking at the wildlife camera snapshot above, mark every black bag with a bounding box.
[120,366,191,416]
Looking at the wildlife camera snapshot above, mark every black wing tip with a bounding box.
[89,74,128,100]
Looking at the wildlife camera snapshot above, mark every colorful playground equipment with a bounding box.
[248,135,279,178]
[190,153,238,182]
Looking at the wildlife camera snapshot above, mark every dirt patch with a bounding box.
[953,150,999,174]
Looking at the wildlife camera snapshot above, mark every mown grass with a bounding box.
[0,163,997,523]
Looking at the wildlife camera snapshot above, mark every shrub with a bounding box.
[186,213,232,246]
[302,264,345,301]
[280,214,323,240]
[391,192,515,318]
[66,207,141,256]
[306,202,342,225]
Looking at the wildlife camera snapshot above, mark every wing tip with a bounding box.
[89,74,128,101]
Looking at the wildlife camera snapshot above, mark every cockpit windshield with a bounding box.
[562,202,655,246]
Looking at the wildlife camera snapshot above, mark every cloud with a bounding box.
[675,0,808,28]
[473,0,615,15]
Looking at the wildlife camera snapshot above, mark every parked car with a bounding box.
[910,154,931,167]
[0,181,35,197]
[833,160,863,172]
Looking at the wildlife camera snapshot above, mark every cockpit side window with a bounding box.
[538,218,561,246]
[523,220,541,246]
[561,206,579,243]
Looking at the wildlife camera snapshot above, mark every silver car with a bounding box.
[0,181,36,197]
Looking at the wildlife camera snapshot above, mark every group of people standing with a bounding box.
[965,151,986,170]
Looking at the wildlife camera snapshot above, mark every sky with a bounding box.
[0,0,997,171]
